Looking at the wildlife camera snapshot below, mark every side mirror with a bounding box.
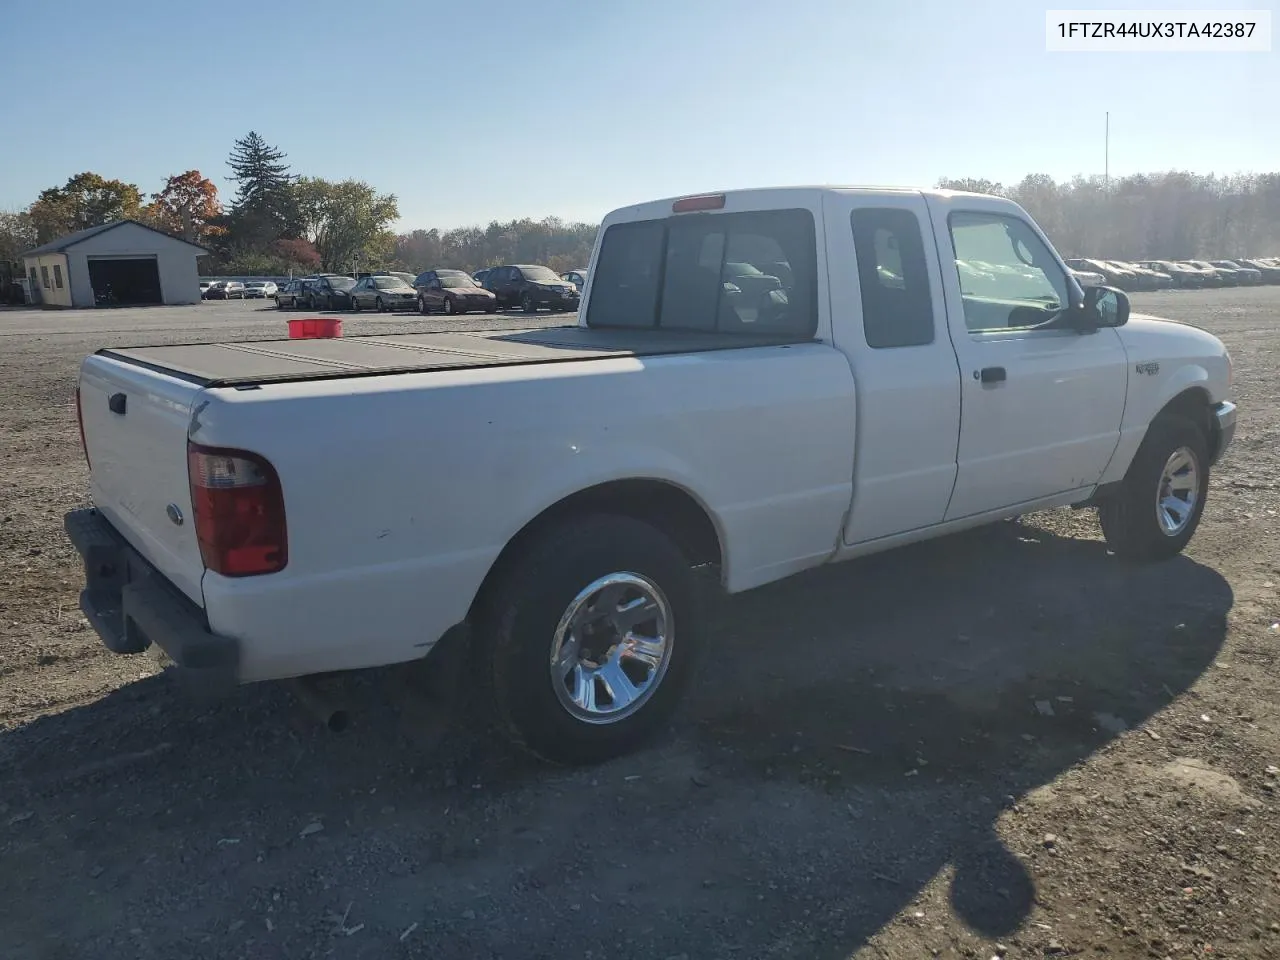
[1079,284,1129,330]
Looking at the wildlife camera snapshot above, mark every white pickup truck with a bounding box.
[65,186,1236,763]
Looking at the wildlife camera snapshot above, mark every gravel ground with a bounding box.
[1,293,1278,960]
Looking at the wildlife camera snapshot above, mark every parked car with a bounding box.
[302,274,357,310]
[483,264,581,313]
[1210,260,1262,285]
[414,269,498,315]
[349,274,418,312]
[199,280,215,299]
[243,280,279,299]
[1138,261,1203,288]
[204,281,245,300]
[1068,267,1107,287]
[65,185,1236,765]
[562,269,589,292]
[275,279,308,309]
[1065,259,1140,290]
[1100,261,1159,291]
[1116,261,1173,290]
[1237,258,1280,283]
[1182,260,1230,286]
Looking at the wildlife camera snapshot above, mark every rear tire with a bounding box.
[521,292,536,314]
[475,514,701,765]
[1098,414,1210,561]
[376,296,385,313]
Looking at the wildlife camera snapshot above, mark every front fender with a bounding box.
[1097,360,1215,486]
[1146,362,1212,420]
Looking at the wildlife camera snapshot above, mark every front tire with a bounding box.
[443,296,456,315]
[375,296,385,313]
[418,296,428,315]
[476,514,701,764]
[1099,414,1210,561]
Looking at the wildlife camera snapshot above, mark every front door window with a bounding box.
[949,213,1070,333]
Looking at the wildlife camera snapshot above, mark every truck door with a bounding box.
[925,196,1128,520]
[823,191,963,545]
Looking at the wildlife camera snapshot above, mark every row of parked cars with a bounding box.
[266,265,587,316]
[201,279,280,299]
[1063,256,1280,290]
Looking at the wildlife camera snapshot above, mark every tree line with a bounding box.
[0,132,597,278]
[5,142,1278,278]
[938,172,1280,259]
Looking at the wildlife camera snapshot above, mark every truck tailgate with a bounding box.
[79,354,206,606]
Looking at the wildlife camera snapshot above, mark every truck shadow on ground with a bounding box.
[0,518,1232,959]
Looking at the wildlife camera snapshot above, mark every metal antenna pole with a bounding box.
[1105,111,1110,190]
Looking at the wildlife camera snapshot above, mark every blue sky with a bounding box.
[1,0,1275,230]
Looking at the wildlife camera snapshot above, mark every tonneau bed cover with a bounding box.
[100,326,809,388]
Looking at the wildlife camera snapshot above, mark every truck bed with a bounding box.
[100,326,809,388]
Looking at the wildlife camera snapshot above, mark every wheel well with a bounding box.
[1156,387,1214,444]
[469,480,723,617]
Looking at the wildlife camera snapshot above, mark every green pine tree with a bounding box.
[227,131,293,209]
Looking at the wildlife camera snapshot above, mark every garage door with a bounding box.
[88,257,162,306]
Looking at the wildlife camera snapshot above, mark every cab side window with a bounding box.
[949,212,1070,334]
[850,208,935,348]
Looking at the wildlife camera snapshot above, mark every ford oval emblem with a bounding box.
[166,503,184,526]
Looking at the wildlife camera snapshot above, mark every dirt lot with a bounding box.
[1,293,1278,960]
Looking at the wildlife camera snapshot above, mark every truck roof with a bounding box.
[602,184,1006,225]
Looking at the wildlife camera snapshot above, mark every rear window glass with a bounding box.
[585,208,818,337]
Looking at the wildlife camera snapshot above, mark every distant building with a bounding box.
[22,220,209,308]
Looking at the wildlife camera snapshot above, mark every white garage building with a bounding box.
[23,220,209,308]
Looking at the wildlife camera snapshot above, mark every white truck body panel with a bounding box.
[819,189,963,545]
[78,356,205,605]
[192,347,856,680]
[69,184,1235,686]
[1098,314,1234,485]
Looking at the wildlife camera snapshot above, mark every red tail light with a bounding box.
[672,193,726,213]
[75,386,90,469]
[187,443,288,577]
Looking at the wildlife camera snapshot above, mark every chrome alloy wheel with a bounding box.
[549,572,673,724]
[1156,445,1200,536]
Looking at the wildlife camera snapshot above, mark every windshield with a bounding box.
[519,266,561,282]
[373,277,409,289]
[441,275,476,288]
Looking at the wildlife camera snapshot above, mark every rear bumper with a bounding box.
[64,507,239,686]
[1212,401,1237,464]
